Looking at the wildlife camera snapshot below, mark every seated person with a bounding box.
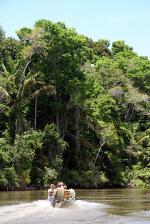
[48,184,55,207]
[54,182,65,203]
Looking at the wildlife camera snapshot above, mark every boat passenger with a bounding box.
[54,182,65,203]
[64,184,67,189]
[48,184,55,207]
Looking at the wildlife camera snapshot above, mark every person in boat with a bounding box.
[54,182,65,203]
[63,184,67,189]
[64,185,71,200]
[48,184,56,207]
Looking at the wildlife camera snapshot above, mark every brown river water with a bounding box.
[0,189,149,224]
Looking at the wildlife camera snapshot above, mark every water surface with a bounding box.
[0,189,149,224]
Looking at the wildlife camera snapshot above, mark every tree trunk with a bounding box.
[34,95,37,130]
[94,138,105,166]
[56,113,60,133]
[75,105,80,152]
[15,110,25,136]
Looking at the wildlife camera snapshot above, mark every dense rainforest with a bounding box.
[0,19,150,191]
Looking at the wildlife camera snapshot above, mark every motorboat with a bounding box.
[55,188,75,208]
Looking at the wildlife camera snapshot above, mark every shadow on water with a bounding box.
[0,189,150,224]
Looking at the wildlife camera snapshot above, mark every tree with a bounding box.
[0,20,150,190]
[31,19,91,135]
[112,40,134,55]
[93,39,111,57]
[0,37,55,136]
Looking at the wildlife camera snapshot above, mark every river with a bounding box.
[0,189,149,224]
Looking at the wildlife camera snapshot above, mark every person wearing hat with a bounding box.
[54,182,65,203]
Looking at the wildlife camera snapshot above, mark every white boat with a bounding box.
[55,189,75,208]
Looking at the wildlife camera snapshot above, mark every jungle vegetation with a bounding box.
[0,20,150,190]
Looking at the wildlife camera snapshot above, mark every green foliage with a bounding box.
[63,169,108,188]
[0,137,19,189]
[14,130,43,162]
[43,167,58,187]
[0,170,8,188]
[93,39,111,57]
[0,26,5,40]
[16,27,32,43]
[3,167,19,189]
[12,130,43,186]
[0,20,150,191]
[112,40,134,55]
[128,164,150,191]
[43,124,67,156]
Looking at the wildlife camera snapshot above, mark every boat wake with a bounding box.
[0,199,106,224]
[73,199,109,209]
[126,210,150,223]
[0,199,149,224]
[0,200,50,223]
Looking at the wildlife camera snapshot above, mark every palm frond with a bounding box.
[1,61,7,74]
[33,85,56,97]
[0,86,11,101]
[23,72,44,93]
